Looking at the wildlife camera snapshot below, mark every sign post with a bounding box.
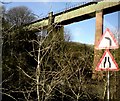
[95,28,119,100]
[107,70,110,101]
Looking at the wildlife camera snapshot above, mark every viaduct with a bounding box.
[25,0,120,73]
[24,0,120,99]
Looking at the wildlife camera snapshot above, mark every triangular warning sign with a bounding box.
[95,28,119,49]
[95,49,119,71]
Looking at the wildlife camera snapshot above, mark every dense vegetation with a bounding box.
[2,5,120,101]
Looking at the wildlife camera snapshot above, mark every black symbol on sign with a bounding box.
[104,57,111,68]
[105,37,112,46]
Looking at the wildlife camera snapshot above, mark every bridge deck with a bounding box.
[26,0,120,31]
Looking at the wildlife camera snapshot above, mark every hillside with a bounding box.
[2,29,120,101]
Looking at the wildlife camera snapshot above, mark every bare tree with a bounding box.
[3,4,118,101]
[5,6,36,26]
[118,28,120,44]
[64,28,71,42]
[2,21,105,101]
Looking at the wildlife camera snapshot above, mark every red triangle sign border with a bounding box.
[95,28,119,49]
[95,49,119,71]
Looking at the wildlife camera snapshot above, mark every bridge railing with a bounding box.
[54,1,98,15]
[29,0,102,24]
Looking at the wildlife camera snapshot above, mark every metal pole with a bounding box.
[107,70,110,101]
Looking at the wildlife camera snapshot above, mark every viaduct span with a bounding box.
[25,0,120,78]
